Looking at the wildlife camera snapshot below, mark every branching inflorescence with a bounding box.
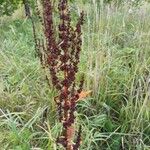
[35,0,84,149]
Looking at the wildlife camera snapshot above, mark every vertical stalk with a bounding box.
[34,0,84,149]
[23,0,31,17]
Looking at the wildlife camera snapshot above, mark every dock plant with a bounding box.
[33,0,85,149]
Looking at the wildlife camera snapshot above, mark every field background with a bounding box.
[0,0,150,149]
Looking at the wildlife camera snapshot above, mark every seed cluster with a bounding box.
[35,0,84,149]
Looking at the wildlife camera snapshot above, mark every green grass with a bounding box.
[0,1,150,150]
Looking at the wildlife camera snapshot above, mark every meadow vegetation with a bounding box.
[0,0,150,149]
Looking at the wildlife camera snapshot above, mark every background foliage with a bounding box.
[1,0,150,16]
[0,0,34,16]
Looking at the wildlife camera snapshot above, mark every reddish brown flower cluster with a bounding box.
[35,0,84,149]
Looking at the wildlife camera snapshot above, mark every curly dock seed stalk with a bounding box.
[35,0,84,149]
